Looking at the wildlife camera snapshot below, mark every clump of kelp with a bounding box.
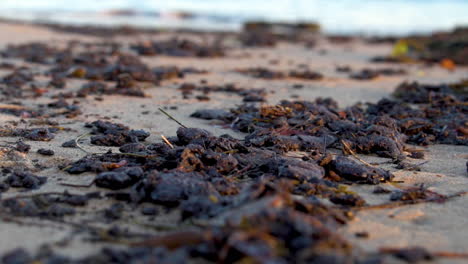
[373,26,468,66]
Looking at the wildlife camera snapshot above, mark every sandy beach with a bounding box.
[0,21,467,263]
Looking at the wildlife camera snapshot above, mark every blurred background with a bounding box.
[0,0,467,35]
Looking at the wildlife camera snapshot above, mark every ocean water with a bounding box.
[0,0,467,35]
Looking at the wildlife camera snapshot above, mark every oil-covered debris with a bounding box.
[0,104,41,118]
[86,120,150,147]
[236,67,285,79]
[0,68,37,99]
[390,81,467,145]
[329,193,366,207]
[240,30,278,47]
[179,83,267,102]
[190,109,234,121]
[0,99,81,119]
[193,79,467,162]
[289,70,324,80]
[381,247,434,263]
[1,42,60,64]
[0,115,461,263]
[60,52,163,86]
[0,127,56,141]
[61,123,372,229]
[350,68,407,80]
[131,38,225,57]
[374,27,468,65]
[327,35,355,44]
[0,191,98,226]
[2,122,390,263]
[62,139,78,148]
[408,151,424,159]
[327,156,394,184]
[2,248,33,264]
[395,161,423,171]
[15,141,31,153]
[37,148,55,156]
[40,23,161,37]
[240,21,320,47]
[0,41,206,102]
[373,186,391,194]
[236,67,324,80]
[393,80,467,103]
[336,65,352,73]
[3,198,75,218]
[2,169,47,190]
[1,245,187,264]
[95,167,143,190]
[63,125,384,210]
[194,99,407,159]
[390,185,447,203]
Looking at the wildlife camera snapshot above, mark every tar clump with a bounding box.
[86,120,150,147]
[3,170,47,189]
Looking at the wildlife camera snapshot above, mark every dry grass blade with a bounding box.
[161,134,174,149]
[158,108,187,128]
[340,140,375,167]
[75,132,91,154]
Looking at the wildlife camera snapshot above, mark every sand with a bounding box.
[0,22,467,263]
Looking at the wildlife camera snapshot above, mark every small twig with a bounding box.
[61,165,73,171]
[161,135,174,149]
[158,108,187,128]
[223,150,239,155]
[75,132,91,154]
[340,140,375,167]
